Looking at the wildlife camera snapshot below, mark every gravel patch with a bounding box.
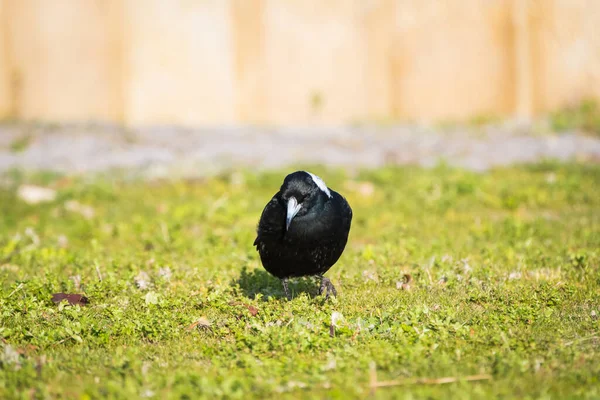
[0,122,599,178]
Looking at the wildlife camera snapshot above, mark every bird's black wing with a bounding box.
[327,191,353,234]
[253,194,285,248]
[339,192,353,229]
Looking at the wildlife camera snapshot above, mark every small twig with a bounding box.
[563,334,599,347]
[8,283,24,298]
[369,362,377,396]
[368,362,491,394]
[160,221,171,244]
[94,261,103,282]
[373,374,492,387]
[424,267,433,285]
[207,194,229,217]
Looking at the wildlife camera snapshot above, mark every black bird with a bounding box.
[254,171,353,299]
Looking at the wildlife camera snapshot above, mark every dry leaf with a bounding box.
[134,271,151,290]
[229,301,259,317]
[51,293,89,306]
[17,185,56,204]
[64,200,95,219]
[187,316,212,331]
[363,270,379,283]
[70,275,82,291]
[158,267,172,280]
[57,235,69,248]
[245,304,258,316]
[397,273,413,291]
[344,181,375,197]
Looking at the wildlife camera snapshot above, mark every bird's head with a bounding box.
[279,171,333,231]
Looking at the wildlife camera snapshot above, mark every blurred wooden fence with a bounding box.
[0,0,599,126]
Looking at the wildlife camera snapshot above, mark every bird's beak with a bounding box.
[286,196,302,231]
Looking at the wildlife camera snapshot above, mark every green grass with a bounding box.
[550,98,600,136]
[8,135,33,153]
[0,163,599,399]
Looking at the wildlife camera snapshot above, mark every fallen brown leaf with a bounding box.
[228,301,259,317]
[51,293,89,306]
[245,304,258,316]
[16,344,39,355]
[397,273,413,291]
[187,316,212,331]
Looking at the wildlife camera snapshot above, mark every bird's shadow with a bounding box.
[233,266,321,300]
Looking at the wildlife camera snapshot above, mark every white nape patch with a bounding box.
[305,171,332,198]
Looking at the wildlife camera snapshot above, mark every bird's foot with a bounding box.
[281,278,292,300]
[319,276,337,299]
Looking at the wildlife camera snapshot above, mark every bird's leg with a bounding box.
[319,276,337,299]
[281,277,291,300]
[319,276,327,296]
